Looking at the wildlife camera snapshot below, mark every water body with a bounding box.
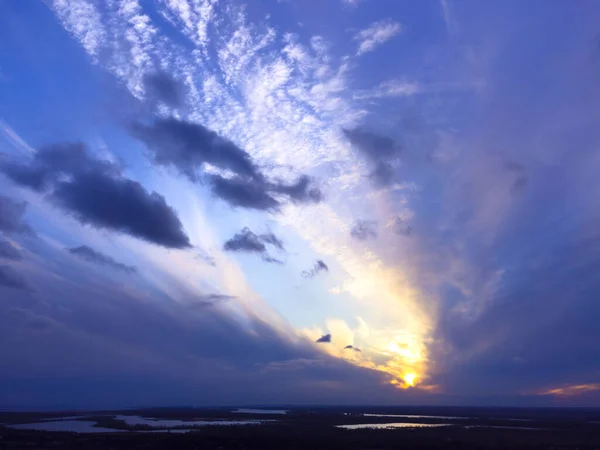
[115,415,266,427]
[337,423,452,430]
[465,425,545,431]
[10,421,120,433]
[363,414,474,420]
[233,409,288,415]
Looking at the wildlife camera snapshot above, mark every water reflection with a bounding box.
[10,421,119,433]
[115,415,266,427]
[364,414,473,420]
[337,422,452,430]
[234,408,288,415]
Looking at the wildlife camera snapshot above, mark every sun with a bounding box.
[403,373,417,387]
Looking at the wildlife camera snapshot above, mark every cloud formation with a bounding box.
[350,220,378,241]
[0,265,30,291]
[143,72,185,108]
[131,118,322,211]
[316,334,332,343]
[67,245,137,274]
[223,227,285,263]
[1,144,190,248]
[0,238,22,261]
[302,260,329,278]
[132,118,261,182]
[354,20,402,55]
[343,128,401,187]
[344,345,361,352]
[0,195,32,235]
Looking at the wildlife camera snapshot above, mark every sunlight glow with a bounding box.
[403,373,417,387]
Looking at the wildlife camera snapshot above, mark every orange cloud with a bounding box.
[537,383,600,397]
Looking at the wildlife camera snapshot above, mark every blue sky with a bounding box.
[1,0,600,409]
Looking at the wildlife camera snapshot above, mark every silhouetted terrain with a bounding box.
[1,406,600,449]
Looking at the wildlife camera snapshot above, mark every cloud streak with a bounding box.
[67,246,137,274]
[354,20,402,55]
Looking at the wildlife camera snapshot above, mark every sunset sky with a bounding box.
[1,0,600,409]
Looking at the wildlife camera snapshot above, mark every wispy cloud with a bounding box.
[537,384,600,397]
[67,245,137,274]
[354,20,402,55]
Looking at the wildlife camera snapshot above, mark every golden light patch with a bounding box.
[537,383,600,396]
[403,372,417,387]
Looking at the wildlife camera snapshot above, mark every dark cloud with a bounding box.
[210,175,280,211]
[223,227,284,263]
[0,162,49,191]
[1,144,190,249]
[130,117,322,210]
[344,345,361,352]
[67,245,137,274]
[350,219,378,241]
[369,161,394,188]
[0,265,30,291]
[0,195,32,235]
[343,128,402,188]
[131,118,261,182]
[189,294,236,308]
[53,171,191,249]
[270,175,323,204]
[0,143,117,193]
[261,255,284,265]
[0,238,22,261]
[393,217,412,237]
[316,334,331,343]
[302,259,329,278]
[258,232,285,251]
[223,228,267,253]
[143,72,185,108]
[343,128,399,161]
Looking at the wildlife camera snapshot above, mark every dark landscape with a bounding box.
[2,407,600,449]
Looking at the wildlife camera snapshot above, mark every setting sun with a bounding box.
[403,373,417,387]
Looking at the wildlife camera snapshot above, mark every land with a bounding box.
[1,406,600,449]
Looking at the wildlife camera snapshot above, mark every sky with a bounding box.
[1,0,600,409]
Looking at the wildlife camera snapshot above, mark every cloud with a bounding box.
[1,144,191,249]
[350,220,378,241]
[343,128,402,187]
[316,334,332,343]
[0,265,30,291]
[302,260,329,278]
[189,294,236,308]
[270,175,323,204]
[0,238,22,261]
[224,228,267,253]
[258,232,285,251]
[0,194,32,235]
[223,227,285,263]
[53,171,191,249]
[143,71,185,108]
[354,80,421,100]
[343,128,399,162]
[354,20,402,55]
[210,175,280,211]
[131,118,323,210]
[393,217,412,237]
[8,308,56,332]
[344,345,361,352]
[537,384,600,397]
[131,118,262,182]
[67,245,137,274]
